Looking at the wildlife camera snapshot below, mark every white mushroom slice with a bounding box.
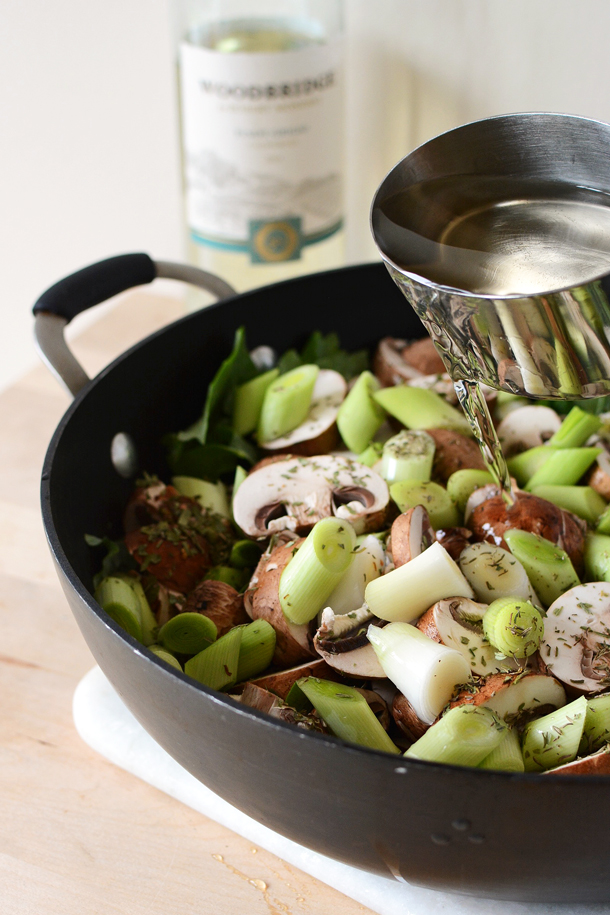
[325,535,385,616]
[233,454,390,538]
[314,607,387,678]
[261,369,347,454]
[450,671,566,725]
[417,597,519,676]
[543,582,610,693]
[464,483,502,523]
[458,541,542,608]
[497,405,562,456]
[389,505,435,568]
[588,450,610,501]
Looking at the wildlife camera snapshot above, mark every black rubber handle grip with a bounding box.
[32,253,156,322]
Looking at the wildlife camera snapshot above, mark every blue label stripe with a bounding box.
[190,219,343,254]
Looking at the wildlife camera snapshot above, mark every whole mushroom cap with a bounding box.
[468,492,586,574]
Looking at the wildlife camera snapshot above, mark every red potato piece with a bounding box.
[182,580,248,636]
[426,428,486,483]
[468,492,586,575]
[125,526,212,593]
[123,481,196,533]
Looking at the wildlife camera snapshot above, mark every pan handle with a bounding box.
[33,253,236,397]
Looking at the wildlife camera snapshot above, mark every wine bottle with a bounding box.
[176,0,345,292]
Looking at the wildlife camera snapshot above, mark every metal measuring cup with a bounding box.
[371,112,610,401]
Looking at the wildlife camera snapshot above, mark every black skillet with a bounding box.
[35,254,610,904]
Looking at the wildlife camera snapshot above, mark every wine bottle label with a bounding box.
[179,37,343,263]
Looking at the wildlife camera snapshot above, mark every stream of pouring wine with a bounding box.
[454,379,515,506]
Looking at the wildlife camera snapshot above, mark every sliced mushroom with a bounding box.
[464,482,503,523]
[448,671,566,726]
[313,606,387,678]
[391,692,429,740]
[435,527,473,562]
[354,688,391,730]
[141,575,184,626]
[233,454,390,538]
[239,683,329,732]
[182,580,248,636]
[468,492,586,575]
[261,369,347,456]
[543,582,610,693]
[246,539,317,668]
[545,746,610,776]
[588,450,610,501]
[416,597,519,676]
[426,428,486,483]
[497,405,562,456]
[373,337,430,387]
[388,505,435,568]
[245,658,342,699]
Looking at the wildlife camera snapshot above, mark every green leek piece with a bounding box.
[524,447,601,491]
[297,677,400,754]
[507,446,557,487]
[279,517,356,625]
[235,620,276,682]
[482,597,544,658]
[257,364,319,444]
[203,565,247,590]
[446,468,495,513]
[158,612,217,655]
[230,539,263,570]
[380,429,435,484]
[172,475,230,518]
[115,573,158,646]
[232,368,279,435]
[529,484,607,525]
[478,728,524,773]
[357,441,383,467]
[580,693,610,755]
[521,696,588,772]
[233,465,248,496]
[372,385,472,437]
[285,681,313,713]
[596,503,610,536]
[148,645,183,672]
[503,528,580,607]
[336,370,386,453]
[94,576,143,642]
[389,480,460,530]
[547,406,602,449]
[584,532,610,581]
[184,626,243,690]
[404,706,507,767]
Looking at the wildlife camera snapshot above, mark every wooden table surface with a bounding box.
[0,287,375,915]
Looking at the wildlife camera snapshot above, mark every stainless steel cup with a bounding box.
[371,112,610,400]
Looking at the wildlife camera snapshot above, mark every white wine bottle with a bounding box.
[176,0,345,292]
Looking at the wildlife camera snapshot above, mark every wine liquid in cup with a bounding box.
[373,175,610,502]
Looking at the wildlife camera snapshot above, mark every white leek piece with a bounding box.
[325,535,385,616]
[367,622,471,724]
[458,541,541,608]
[364,541,474,623]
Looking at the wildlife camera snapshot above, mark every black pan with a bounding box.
[35,255,610,904]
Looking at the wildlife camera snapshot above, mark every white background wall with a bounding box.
[4,0,610,392]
